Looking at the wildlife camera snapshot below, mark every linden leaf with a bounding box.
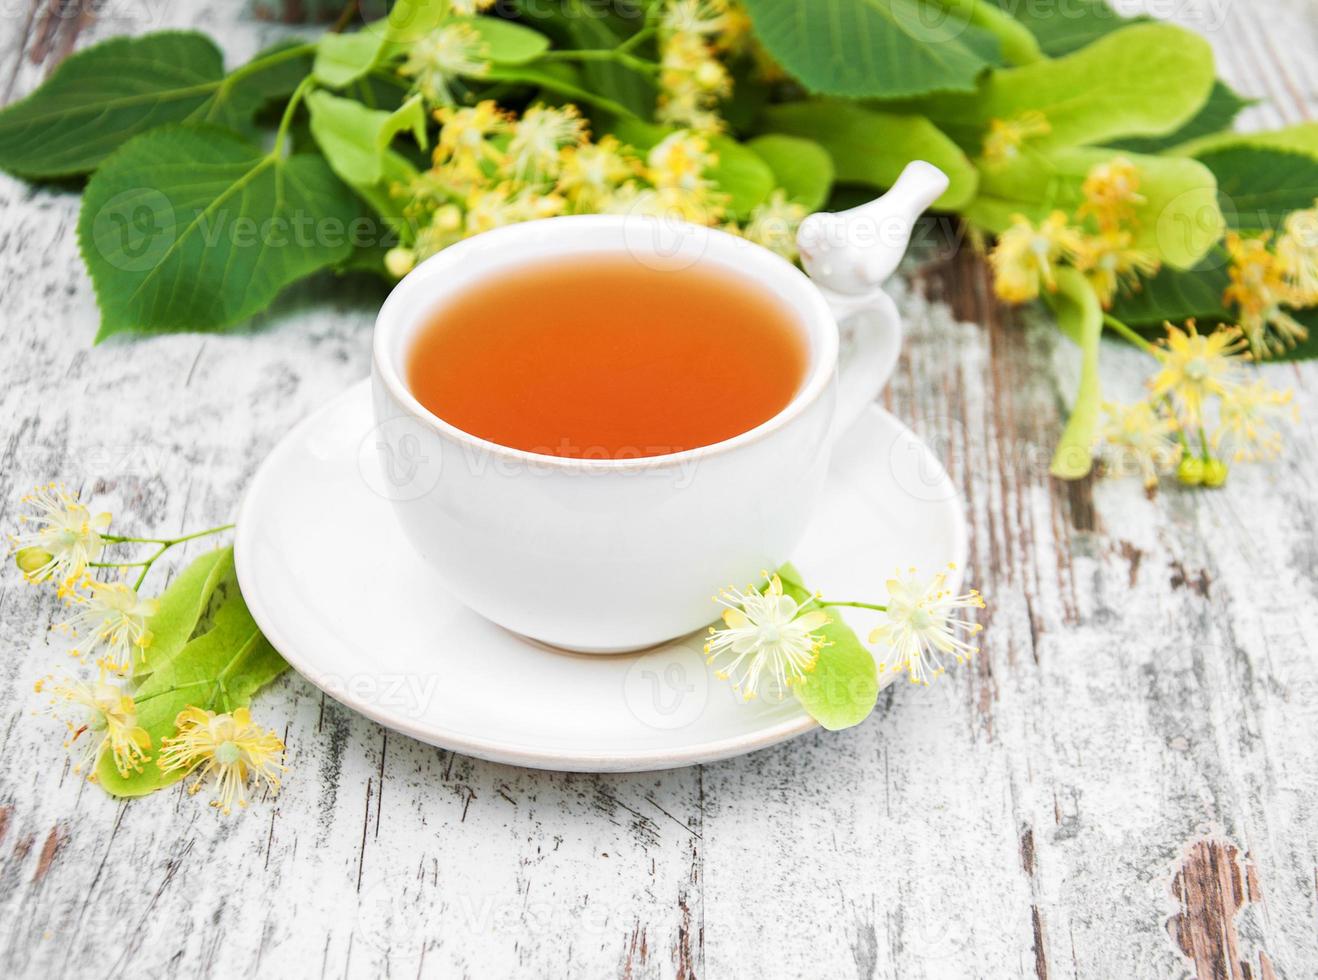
[0,32,225,178]
[761,101,976,210]
[1199,146,1318,234]
[136,546,235,680]
[747,135,834,211]
[78,125,361,340]
[740,0,1004,99]
[885,23,1215,155]
[465,17,551,65]
[777,564,878,731]
[1112,81,1253,156]
[308,90,428,187]
[314,30,389,89]
[987,0,1139,57]
[1107,258,1231,328]
[1172,121,1318,160]
[96,575,287,797]
[964,147,1223,270]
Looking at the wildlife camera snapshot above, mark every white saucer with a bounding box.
[234,380,966,772]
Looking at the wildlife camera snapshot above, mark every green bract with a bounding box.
[1046,269,1104,480]
[78,125,360,341]
[741,0,1004,99]
[308,91,428,187]
[746,135,834,211]
[137,546,235,679]
[777,565,879,731]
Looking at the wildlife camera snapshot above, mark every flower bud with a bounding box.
[1176,457,1204,486]
[384,247,415,279]
[14,547,53,576]
[1201,458,1229,488]
[435,204,463,232]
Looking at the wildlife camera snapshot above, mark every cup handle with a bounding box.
[820,286,902,443]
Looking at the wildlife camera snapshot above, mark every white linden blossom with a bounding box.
[662,0,729,35]
[739,190,807,261]
[1099,400,1182,489]
[704,574,830,701]
[41,669,151,779]
[867,565,985,686]
[10,483,110,585]
[400,23,490,106]
[506,105,588,183]
[57,577,159,673]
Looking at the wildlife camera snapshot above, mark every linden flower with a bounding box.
[1078,157,1145,233]
[434,101,510,181]
[57,577,159,673]
[158,707,286,815]
[1223,232,1310,356]
[1148,320,1247,423]
[1274,205,1318,305]
[647,131,717,193]
[557,136,636,212]
[9,483,110,585]
[1214,379,1298,462]
[981,111,1051,166]
[605,184,724,226]
[506,105,588,184]
[464,184,565,235]
[704,574,830,701]
[662,0,730,35]
[400,23,489,106]
[868,566,985,686]
[988,211,1082,303]
[739,190,807,261]
[658,31,730,133]
[1071,229,1160,308]
[42,669,150,779]
[1098,400,1181,489]
[449,0,496,13]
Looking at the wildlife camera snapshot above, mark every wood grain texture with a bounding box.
[1,2,1317,977]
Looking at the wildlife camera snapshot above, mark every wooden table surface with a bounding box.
[2,2,1317,977]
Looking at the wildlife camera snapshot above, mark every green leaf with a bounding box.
[777,564,878,731]
[1111,81,1253,156]
[314,30,388,88]
[308,91,427,187]
[97,575,287,797]
[1108,257,1231,327]
[609,119,774,218]
[1197,146,1318,234]
[1046,268,1103,480]
[988,0,1139,56]
[740,0,1003,99]
[965,147,1223,269]
[886,23,1215,155]
[761,101,976,210]
[79,125,360,339]
[0,32,227,178]
[747,135,834,211]
[465,17,550,65]
[554,5,655,118]
[1173,121,1318,159]
[138,547,235,679]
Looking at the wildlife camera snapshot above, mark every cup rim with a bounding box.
[372,214,839,471]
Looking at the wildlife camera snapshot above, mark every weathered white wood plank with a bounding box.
[0,2,1316,978]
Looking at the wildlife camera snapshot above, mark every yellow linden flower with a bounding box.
[867,565,985,687]
[1274,204,1318,305]
[647,131,718,194]
[158,707,286,815]
[433,101,510,181]
[410,203,465,263]
[400,23,489,106]
[1214,379,1298,462]
[56,576,159,673]
[1148,320,1247,423]
[605,183,725,226]
[449,0,496,13]
[43,669,151,779]
[1223,232,1310,356]
[713,1,753,55]
[981,111,1051,166]
[1071,229,1159,308]
[988,211,1082,303]
[1077,156,1146,233]
[736,189,807,261]
[506,104,588,184]
[704,573,830,701]
[1098,400,1181,489]
[557,136,637,212]
[464,184,565,235]
[662,0,730,36]
[9,483,110,586]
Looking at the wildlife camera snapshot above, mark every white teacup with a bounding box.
[372,162,948,652]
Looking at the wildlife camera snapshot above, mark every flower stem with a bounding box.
[818,600,889,612]
[273,75,315,158]
[538,49,659,75]
[101,523,235,591]
[1102,314,1157,355]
